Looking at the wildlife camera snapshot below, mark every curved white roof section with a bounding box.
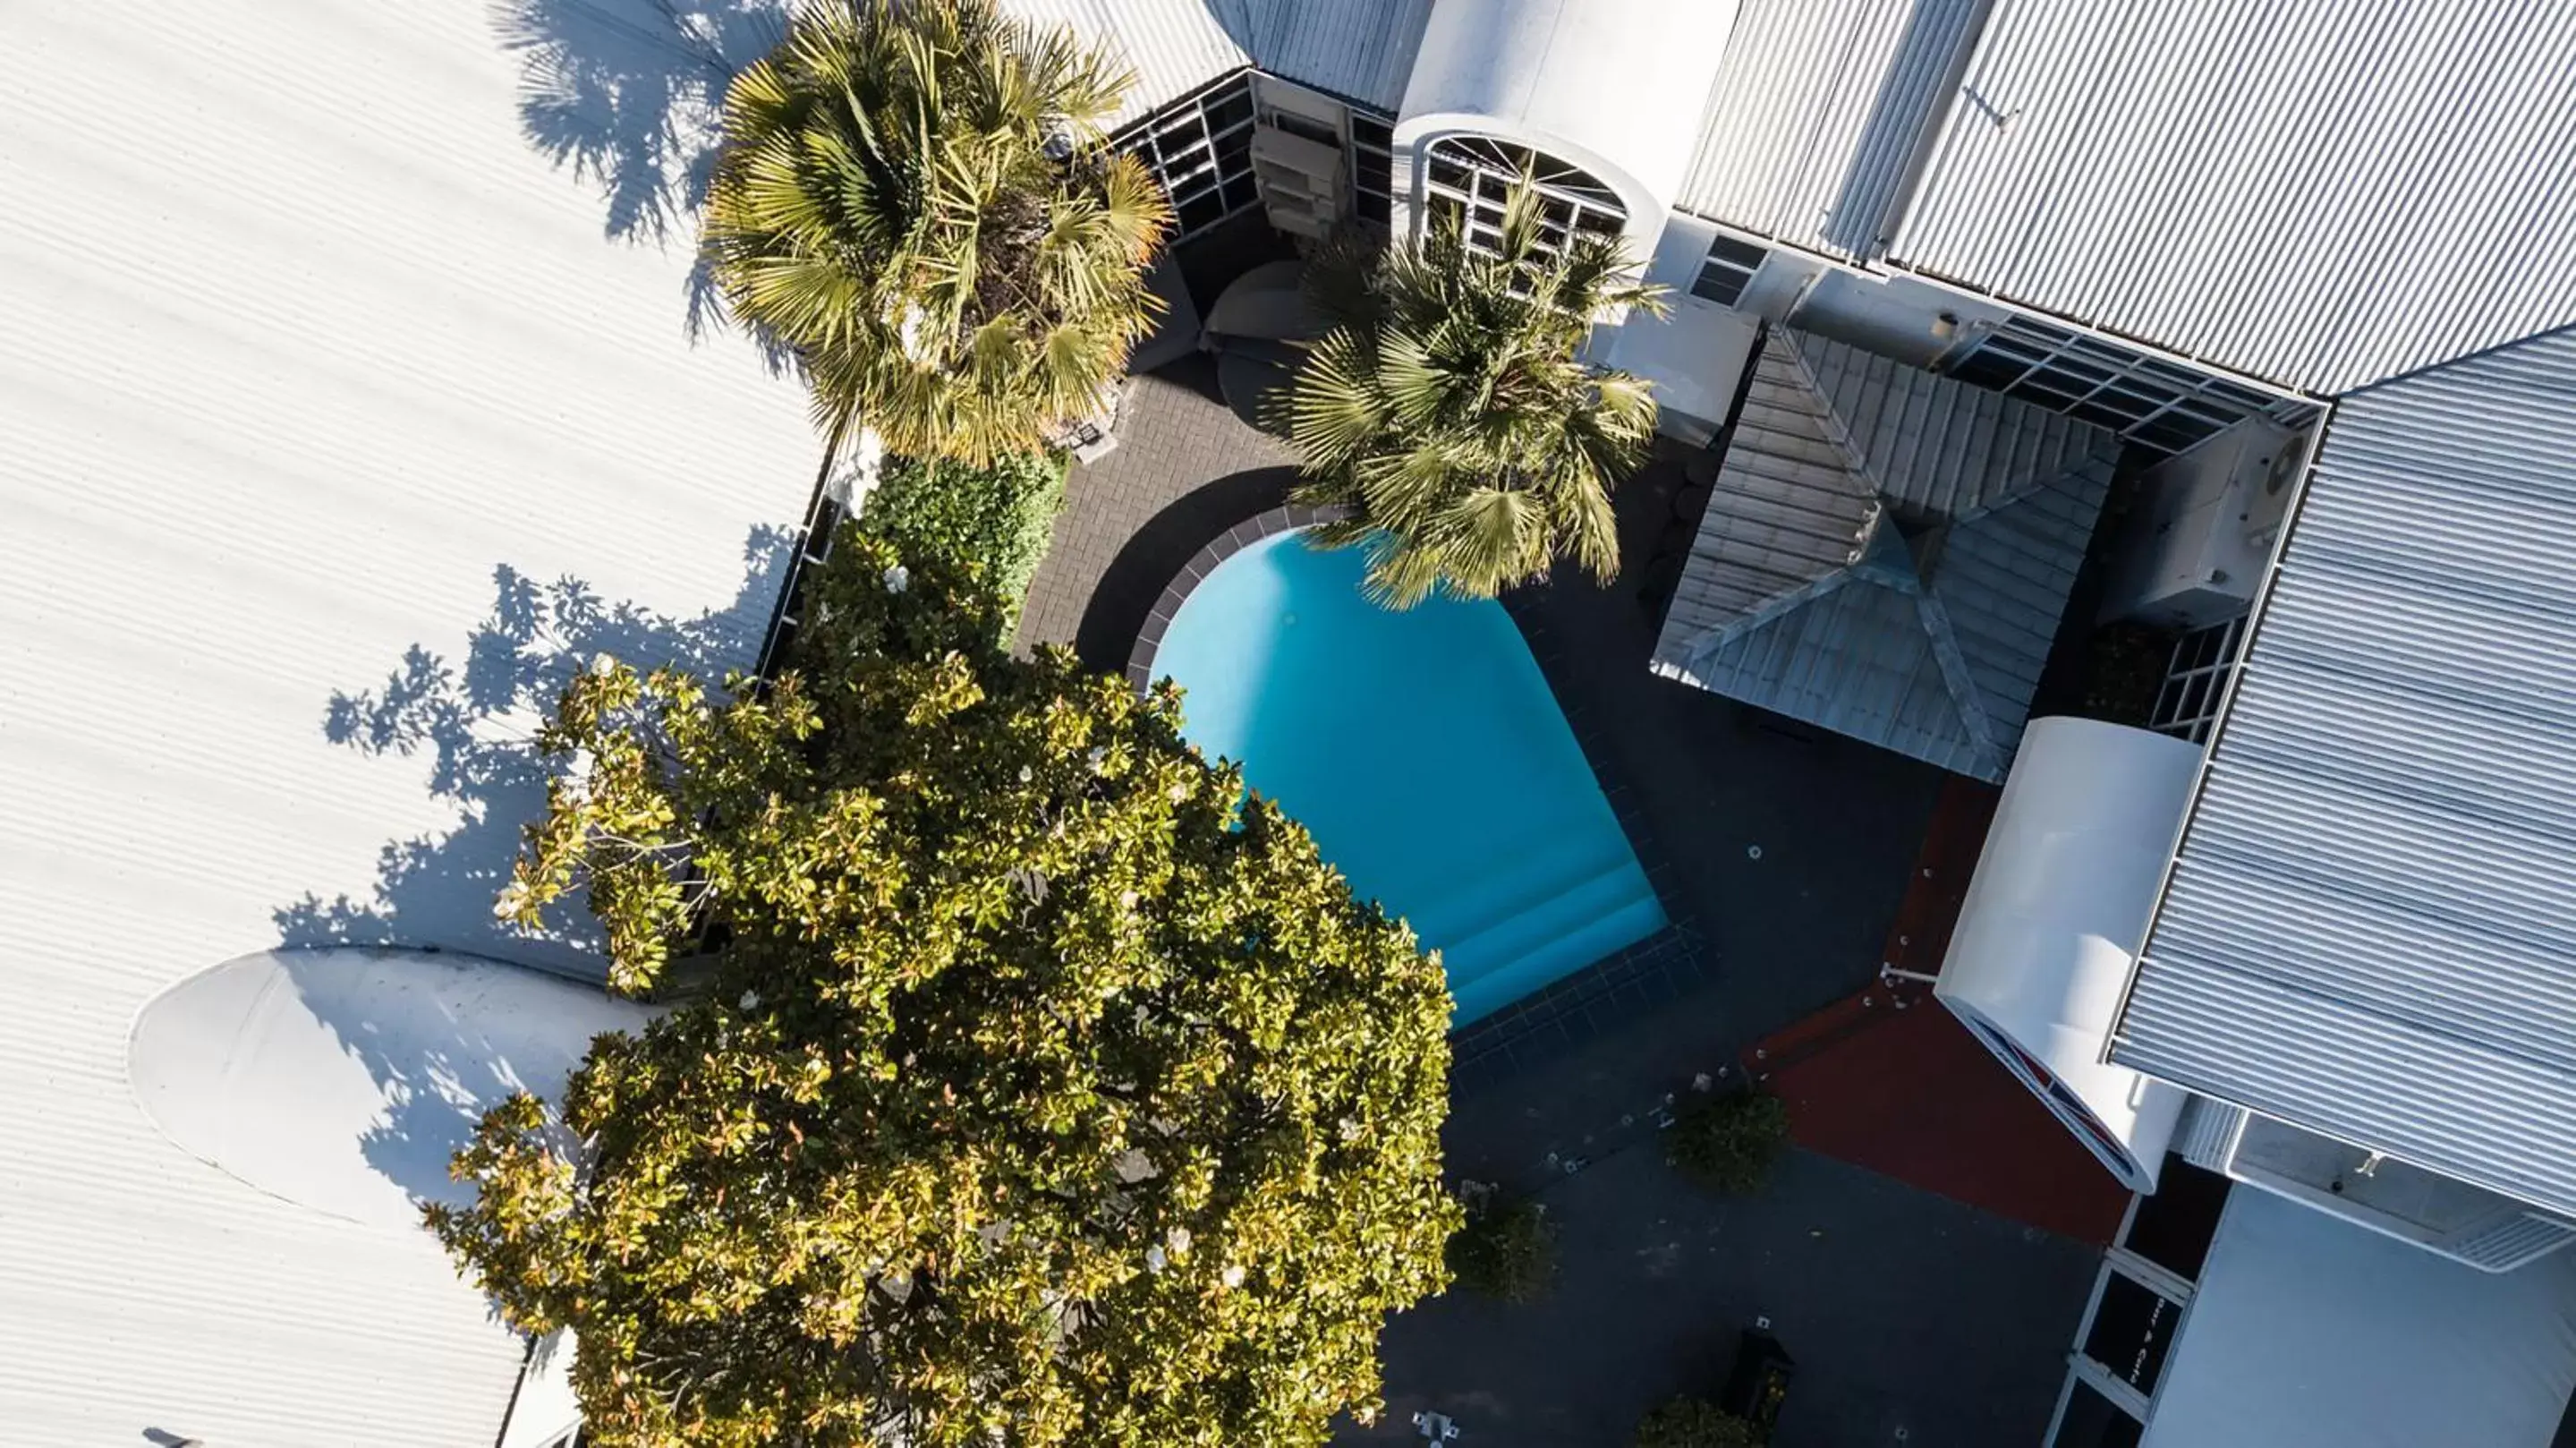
[132,950,653,1232]
[1936,717,2201,1190]
[0,2,816,1442]
[1397,0,1741,237]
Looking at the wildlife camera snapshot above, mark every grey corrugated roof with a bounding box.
[1220,0,1431,112]
[2115,324,2576,1219]
[1887,0,2576,394]
[1678,0,1990,259]
[1038,0,2576,398]
[1652,331,2114,779]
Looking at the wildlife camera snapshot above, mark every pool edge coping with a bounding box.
[1122,508,1711,1075]
[1124,503,1346,694]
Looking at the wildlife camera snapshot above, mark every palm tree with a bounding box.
[1285,184,1666,607]
[701,0,1172,465]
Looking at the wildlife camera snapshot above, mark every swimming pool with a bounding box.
[1152,530,1666,1024]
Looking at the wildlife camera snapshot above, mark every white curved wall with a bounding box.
[1935,717,2204,1191]
[1395,0,1742,244]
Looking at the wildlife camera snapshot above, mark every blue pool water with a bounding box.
[1153,531,1666,1024]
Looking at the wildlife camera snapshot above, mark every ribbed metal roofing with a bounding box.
[1006,0,1250,123]
[1889,0,2576,395]
[1652,332,2115,779]
[0,2,818,1441]
[1225,0,1431,112]
[1679,0,1990,258]
[1008,0,1428,121]
[2116,324,2576,1219]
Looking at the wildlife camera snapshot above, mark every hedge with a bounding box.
[857,450,1068,632]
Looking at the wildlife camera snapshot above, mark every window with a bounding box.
[1967,1019,2139,1181]
[2123,1161,2232,1283]
[1943,316,2320,456]
[2085,1273,2181,1397]
[2149,616,2247,743]
[1118,72,1262,241]
[1419,133,1627,262]
[1691,234,1769,307]
[1123,74,1398,240]
[1351,114,1395,229]
[2051,1380,2145,1448]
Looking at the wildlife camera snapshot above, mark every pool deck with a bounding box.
[1019,318,2098,1447]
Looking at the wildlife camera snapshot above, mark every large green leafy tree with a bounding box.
[1287,185,1667,607]
[434,533,1458,1448]
[701,0,1171,464]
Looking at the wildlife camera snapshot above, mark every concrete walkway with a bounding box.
[1016,355,1290,660]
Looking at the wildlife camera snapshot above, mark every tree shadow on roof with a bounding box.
[273,525,795,979]
[492,0,786,338]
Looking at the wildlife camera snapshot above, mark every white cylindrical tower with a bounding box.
[1935,717,2204,1192]
[1393,0,1741,256]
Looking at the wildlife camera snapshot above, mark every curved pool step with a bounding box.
[1450,891,1669,1026]
[1405,848,1635,952]
[1442,855,1659,989]
[1434,859,1653,978]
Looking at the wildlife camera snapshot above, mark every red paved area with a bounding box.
[1745,779,2130,1246]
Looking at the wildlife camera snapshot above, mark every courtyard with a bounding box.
[1016,273,2104,1446]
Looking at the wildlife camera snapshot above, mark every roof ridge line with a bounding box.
[1780,331,1894,504]
[1912,586,2007,775]
[1668,566,1870,684]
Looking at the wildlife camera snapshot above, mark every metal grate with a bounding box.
[1421,133,1628,261]
[2149,616,2247,744]
[1118,71,1261,241]
[1690,234,1769,307]
[1943,314,2321,456]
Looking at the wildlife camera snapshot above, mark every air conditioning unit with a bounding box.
[2097,418,2303,630]
[1249,124,1346,239]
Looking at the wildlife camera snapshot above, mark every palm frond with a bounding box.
[1286,329,1389,466]
[1278,176,1662,606]
[699,0,1156,464]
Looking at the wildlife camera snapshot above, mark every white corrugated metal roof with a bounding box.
[0,1,819,1442]
[2116,324,2576,1219]
[1006,0,1250,123]
[1679,0,1989,258]
[1888,0,2576,394]
[1006,0,1428,122]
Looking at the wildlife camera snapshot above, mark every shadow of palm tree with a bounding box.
[274,524,795,977]
[493,0,787,336]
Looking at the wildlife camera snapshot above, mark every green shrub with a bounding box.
[1665,1089,1790,1195]
[1446,1193,1556,1303]
[856,450,1068,631]
[1634,1396,1765,1448]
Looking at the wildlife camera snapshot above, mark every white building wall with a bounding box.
[0,3,820,1444]
[1602,213,1763,444]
